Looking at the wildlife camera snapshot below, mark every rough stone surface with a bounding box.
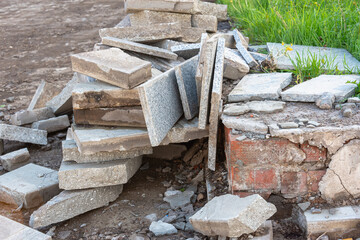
[99,23,182,43]
[73,107,146,127]
[180,27,206,43]
[62,139,152,163]
[102,37,178,60]
[31,115,70,133]
[138,68,183,146]
[72,125,150,155]
[232,29,249,49]
[163,190,194,209]
[267,42,360,72]
[72,81,141,110]
[149,221,178,236]
[153,39,184,50]
[194,1,228,21]
[29,185,123,228]
[0,148,31,171]
[0,124,47,145]
[0,215,51,240]
[195,33,210,99]
[209,32,237,49]
[281,75,359,102]
[46,72,88,115]
[129,10,191,27]
[11,107,55,126]
[147,144,187,160]
[221,115,269,134]
[175,56,199,120]
[115,14,131,28]
[71,48,152,89]
[125,0,195,14]
[191,15,217,33]
[171,43,200,60]
[198,38,218,129]
[59,156,142,190]
[319,139,360,201]
[233,30,257,68]
[278,122,299,129]
[189,194,277,237]
[28,80,61,111]
[315,92,335,110]
[208,38,225,171]
[223,104,250,116]
[0,163,59,208]
[247,101,286,114]
[224,48,250,80]
[228,73,292,102]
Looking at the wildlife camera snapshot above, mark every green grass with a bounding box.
[217,0,360,61]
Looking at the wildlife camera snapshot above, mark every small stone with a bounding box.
[197,193,204,202]
[223,104,250,116]
[163,191,194,209]
[342,108,354,117]
[347,97,360,103]
[149,221,178,236]
[173,222,186,230]
[236,135,247,141]
[80,223,87,228]
[278,122,299,129]
[307,121,320,127]
[247,101,286,114]
[315,92,335,110]
[6,97,14,103]
[311,207,322,214]
[223,48,249,80]
[297,202,311,211]
[145,213,157,222]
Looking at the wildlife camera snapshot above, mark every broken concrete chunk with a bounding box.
[191,15,217,33]
[30,185,123,229]
[72,81,141,110]
[149,221,178,236]
[0,163,59,208]
[99,23,182,43]
[221,115,269,135]
[71,48,152,89]
[58,156,142,190]
[74,107,146,127]
[250,52,270,64]
[228,73,292,102]
[0,124,47,145]
[209,32,237,49]
[125,0,195,14]
[315,92,335,110]
[11,107,55,126]
[233,30,258,68]
[281,75,359,102]
[0,215,51,240]
[139,68,183,146]
[181,27,207,43]
[31,115,70,133]
[72,125,150,155]
[46,72,88,115]
[171,43,200,59]
[190,194,277,237]
[163,190,194,209]
[129,10,191,27]
[175,56,199,120]
[267,42,360,72]
[102,37,178,60]
[319,139,360,201]
[232,29,249,49]
[147,144,187,160]
[278,122,299,129]
[153,39,184,50]
[347,97,360,103]
[194,1,228,21]
[28,80,61,111]
[115,14,132,28]
[247,101,286,114]
[208,38,225,171]
[224,48,250,80]
[0,148,30,171]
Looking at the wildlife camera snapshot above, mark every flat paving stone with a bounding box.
[0,148,30,171]
[0,124,47,145]
[208,38,225,171]
[221,115,269,135]
[71,48,152,89]
[58,156,142,190]
[281,74,360,102]
[129,10,192,27]
[0,215,51,240]
[102,37,178,60]
[62,139,152,163]
[0,163,59,208]
[30,185,123,229]
[228,73,292,102]
[267,42,360,72]
[73,107,146,127]
[139,68,184,146]
[125,0,195,14]
[175,56,199,120]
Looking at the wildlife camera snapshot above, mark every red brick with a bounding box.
[230,168,254,191]
[301,143,327,162]
[253,168,278,190]
[281,172,307,197]
[230,167,278,191]
[307,170,326,192]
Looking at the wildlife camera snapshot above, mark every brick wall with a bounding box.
[224,127,327,199]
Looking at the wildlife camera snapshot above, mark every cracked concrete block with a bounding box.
[0,163,59,208]
[30,185,123,229]
[58,156,142,190]
[191,15,217,33]
[71,48,152,89]
[11,107,55,126]
[31,115,70,133]
[0,215,51,240]
[224,48,250,80]
[189,194,276,237]
[319,139,360,201]
[130,10,191,27]
[0,148,30,171]
[28,80,62,111]
[0,124,47,145]
[233,30,257,68]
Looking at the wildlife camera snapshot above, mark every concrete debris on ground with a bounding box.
[0,148,31,171]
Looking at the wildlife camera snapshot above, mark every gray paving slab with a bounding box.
[31,115,70,133]
[0,124,47,145]
[175,56,199,120]
[228,73,292,102]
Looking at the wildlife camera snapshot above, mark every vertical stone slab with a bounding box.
[208,38,225,171]
[28,80,61,111]
[195,33,210,100]
[175,56,199,120]
[138,68,184,146]
[198,38,218,129]
[233,29,258,68]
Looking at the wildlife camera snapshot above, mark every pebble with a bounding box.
[149,221,177,236]
[307,121,320,127]
[80,223,87,228]
[278,122,299,129]
[145,213,157,222]
[310,207,322,214]
[236,135,247,141]
[6,97,14,103]
[162,167,172,173]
